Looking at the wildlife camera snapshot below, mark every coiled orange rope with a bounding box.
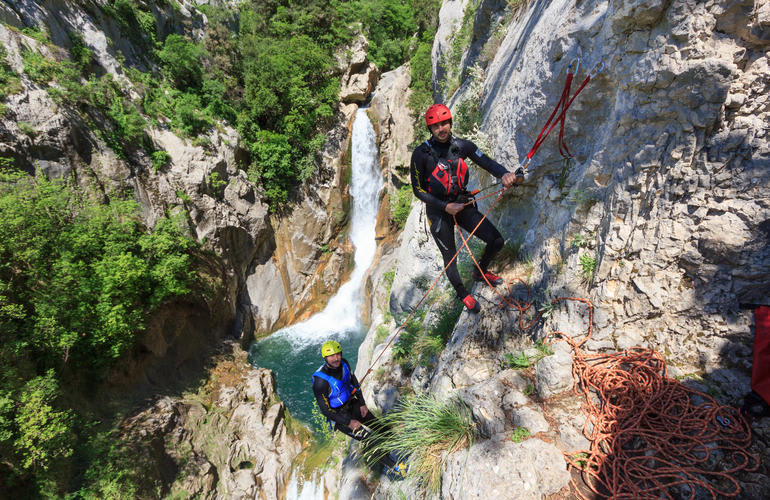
[501,294,759,499]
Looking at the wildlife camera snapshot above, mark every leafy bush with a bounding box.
[511,426,530,443]
[151,150,170,172]
[157,34,204,91]
[21,49,59,84]
[391,184,413,229]
[0,170,198,494]
[579,253,597,283]
[68,32,93,73]
[170,92,213,137]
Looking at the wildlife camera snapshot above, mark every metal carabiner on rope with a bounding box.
[588,60,605,79]
[567,57,581,76]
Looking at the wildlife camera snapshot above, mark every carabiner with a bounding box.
[588,60,605,79]
[567,57,581,76]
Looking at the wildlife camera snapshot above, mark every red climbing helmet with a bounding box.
[425,103,452,127]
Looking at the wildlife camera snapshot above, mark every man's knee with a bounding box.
[490,235,504,253]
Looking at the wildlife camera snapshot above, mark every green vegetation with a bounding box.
[150,150,170,172]
[311,399,334,441]
[538,300,555,319]
[391,184,413,229]
[579,253,597,283]
[570,233,587,248]
[0,46,22,101]
[362,394,476,494]
[501,340,553,369]
[383,269,396,295]
[497,238,524,265]
[0,170,198,496]
[2,0,449,494]
[392,296,461,372]
[567,188,599,211]
[18,1,443,209]
[17,122,37,137]
[511,426,530,443]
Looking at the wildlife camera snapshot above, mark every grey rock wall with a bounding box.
[360,0,770,497]
[121,343,302,500]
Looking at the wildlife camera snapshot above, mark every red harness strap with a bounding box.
[752,305,770,404]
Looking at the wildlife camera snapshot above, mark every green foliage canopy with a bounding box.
[0,170,197,493]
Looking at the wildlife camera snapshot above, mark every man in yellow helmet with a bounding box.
[312,340,374,439]
[312,340,408,476]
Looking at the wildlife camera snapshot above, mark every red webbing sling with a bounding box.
[521,59,603,170]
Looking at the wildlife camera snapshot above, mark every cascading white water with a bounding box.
[251,105,382,371]
[272,107,383,344]
[249,108,382,499]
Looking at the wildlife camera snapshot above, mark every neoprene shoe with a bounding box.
[472,270,504,286]
[462,294,481,313]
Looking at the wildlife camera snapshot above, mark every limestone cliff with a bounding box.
[356,0,770,498]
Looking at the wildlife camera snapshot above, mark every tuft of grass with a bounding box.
[567,188,599,211]
[362,394,477,494]
[383,269,395,296]
[502,340,553,369]
[511,426,530,443]
[497,238,523,264]
[579,253,597,283]
[538,301,555,319]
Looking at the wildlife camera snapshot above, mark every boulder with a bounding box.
[442,437,570,500]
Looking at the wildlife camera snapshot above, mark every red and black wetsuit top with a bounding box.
[410,136,509,213]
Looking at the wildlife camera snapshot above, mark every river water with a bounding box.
[248,107,383,426]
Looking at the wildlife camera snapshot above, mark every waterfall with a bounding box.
[249,107,382,422]
[250,108,381,499]
[273,107,382,343]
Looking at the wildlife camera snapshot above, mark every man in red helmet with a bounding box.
[410,103,522,313]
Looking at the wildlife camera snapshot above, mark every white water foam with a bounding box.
[272,108,383,347]
[286,471,325,500]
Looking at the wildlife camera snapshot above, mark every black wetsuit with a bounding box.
[312,358,377,438]
[410,136,508,299]
[312,358,396,468]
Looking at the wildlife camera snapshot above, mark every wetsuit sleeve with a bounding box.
[459,139,509,178]
[312,376,352,427]
[410,147,449,211]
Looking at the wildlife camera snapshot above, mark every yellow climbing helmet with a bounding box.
[321,340,342,358]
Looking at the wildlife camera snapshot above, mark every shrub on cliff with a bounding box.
[0,170,197,495]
